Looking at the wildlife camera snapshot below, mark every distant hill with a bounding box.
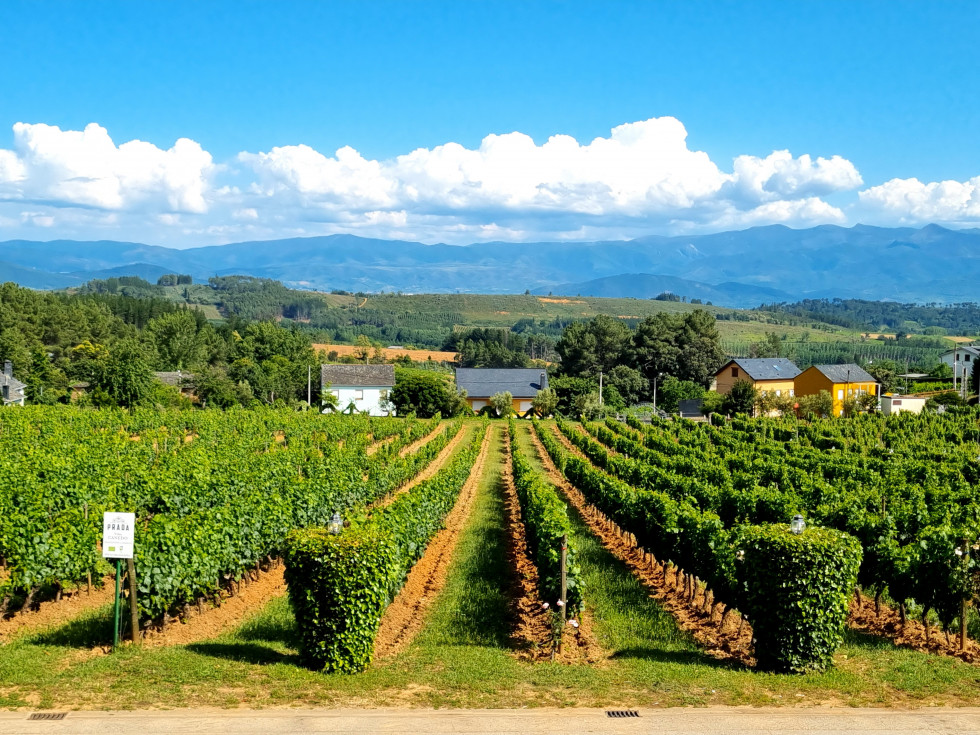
[536,274,794,308]
[4,223,980,305]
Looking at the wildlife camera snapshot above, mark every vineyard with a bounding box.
[1,407,980,709]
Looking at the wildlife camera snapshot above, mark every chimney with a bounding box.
[539,371,548,391]
[3,361,10,379]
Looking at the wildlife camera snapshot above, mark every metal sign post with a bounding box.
[102,512,135,651]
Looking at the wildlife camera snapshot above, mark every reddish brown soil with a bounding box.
[0,578,116,644]
[849,591,979,664]
[373,425,491,660]
[531,424,757,667]
[373,424,470,510]
[140,562,287,649]
[500,430,601,663]
[399,422,448,458]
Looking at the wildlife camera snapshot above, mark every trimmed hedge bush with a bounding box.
[508,420,583,611]
[732,524,862,673]
[284,423,485,673]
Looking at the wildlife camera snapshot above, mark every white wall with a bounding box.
[324,386,393,416]
[880,395,926,416]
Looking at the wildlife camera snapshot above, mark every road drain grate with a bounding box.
[606,710,640,718]
[28,713,67,721]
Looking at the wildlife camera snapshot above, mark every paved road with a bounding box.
[2,708,979,735]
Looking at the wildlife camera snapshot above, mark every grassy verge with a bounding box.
[1,420,979,709]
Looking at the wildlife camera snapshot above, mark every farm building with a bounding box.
[880,394,927,416]
[321,364,395,416]
[713,358,801,398]
[455,368,548,415]
[939,345,979,389]
[1,361,26,406]
[795,364,878,417]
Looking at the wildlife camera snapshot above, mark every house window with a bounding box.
[354,389,364,400]
[837,389,844,400]
[967,355,972,362]
[731,367,739,377]
[776,390,781,397]
[789,389,794,397]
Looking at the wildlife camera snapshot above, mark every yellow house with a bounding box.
[794,364,878,416]
[714,358,801,402]
[455,368,548,415]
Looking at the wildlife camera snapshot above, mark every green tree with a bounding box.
[555,315,630,377]
[675,310,726,387]
[531,388,558,417]
[750,331,784,358]
[865,359,900,393]
[722,379,758,416]
[145,309,207,370]
[549,376,597,416]
[797,390,834,419]
[92,340,153,407]
[657,375,705,413]
[390,370,458,418]
[489,391,514,417]
[606,364,648,406]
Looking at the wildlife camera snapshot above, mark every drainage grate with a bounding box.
[28,713,67,721]
[606,710,640,718]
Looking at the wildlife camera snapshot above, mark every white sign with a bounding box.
[102,512,135,559]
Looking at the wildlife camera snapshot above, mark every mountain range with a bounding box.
[2,223,979,307]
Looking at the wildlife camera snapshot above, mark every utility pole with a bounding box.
[307,365,312,407]
[598,371,603,406]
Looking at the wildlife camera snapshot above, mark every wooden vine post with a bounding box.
[559,534,568,654]
[127,558,140,645]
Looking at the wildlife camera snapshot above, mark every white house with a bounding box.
[940,345,980,386]
[321,364,395,417]
[880,394,927,416]
[1,361,26,407]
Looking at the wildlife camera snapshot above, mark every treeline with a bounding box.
[0,282,316,409]
[758,298,980,336]
[549,311,724,414]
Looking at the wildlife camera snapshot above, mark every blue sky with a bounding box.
[1,1,978,246]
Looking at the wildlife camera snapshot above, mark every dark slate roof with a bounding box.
[811,364,877,384]
[721,358,802,381]
[0,373,26,402]
[154,371,195,387]
[321,364,395,387]
[455,368,549,399]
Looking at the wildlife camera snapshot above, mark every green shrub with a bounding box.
[731,524,862,673]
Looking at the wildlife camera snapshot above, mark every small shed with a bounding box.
[880,394,927,416]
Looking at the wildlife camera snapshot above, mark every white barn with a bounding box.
[321,364,396,417]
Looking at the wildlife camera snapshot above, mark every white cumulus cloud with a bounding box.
[858,176,980,225]
[0,122,214,213]
[0,117,881,243]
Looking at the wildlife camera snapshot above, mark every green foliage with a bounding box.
[531,388,558,417]
[555,315,631,377]
[657,375,705,414]
[284,424,485,672]
[509,421,582,611]
[489,391,513,417]
[722,379,758,416]
[0,407,445,619]
[732,525,862,673]
[391,368,463,418]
